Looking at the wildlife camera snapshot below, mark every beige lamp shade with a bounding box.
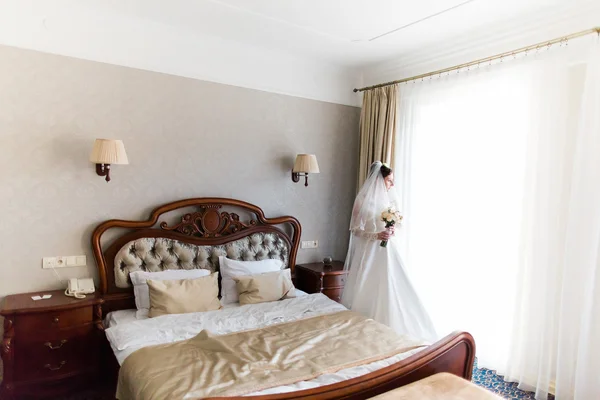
[89,139,129,165]
[292,154,320,174]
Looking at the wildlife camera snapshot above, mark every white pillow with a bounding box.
[218,256,283,305]
[130,269,211,319]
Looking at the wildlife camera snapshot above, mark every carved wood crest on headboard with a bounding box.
[159,204,258,238]
[91,198,301,308]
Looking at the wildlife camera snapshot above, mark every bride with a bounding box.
[341,161,438,342]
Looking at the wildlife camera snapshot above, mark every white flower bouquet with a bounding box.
[380,207,402,247]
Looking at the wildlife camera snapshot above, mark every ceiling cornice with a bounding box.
[361,1,600,86]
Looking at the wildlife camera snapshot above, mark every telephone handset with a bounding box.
[65,278,95,299]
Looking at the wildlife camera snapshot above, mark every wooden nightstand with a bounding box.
[0,290,104,399]
[295,261,348,302]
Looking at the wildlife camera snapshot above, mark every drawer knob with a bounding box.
[53,317,59,324]
[44,361,66,371]
[44,339,67,350]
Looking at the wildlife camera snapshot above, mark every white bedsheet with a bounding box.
[104,288,310,327]
[104,301,242,328]
[104,309,138,327]
[105,293,426,396]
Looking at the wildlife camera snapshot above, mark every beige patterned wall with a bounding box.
[0,44,360,299]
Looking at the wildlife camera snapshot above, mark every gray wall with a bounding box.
[0,44,360,299]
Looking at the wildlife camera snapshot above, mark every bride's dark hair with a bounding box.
[380,164,392,178]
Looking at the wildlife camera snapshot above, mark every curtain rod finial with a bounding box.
[353,88,359,93]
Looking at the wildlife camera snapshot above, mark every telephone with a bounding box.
[65,278,95,299]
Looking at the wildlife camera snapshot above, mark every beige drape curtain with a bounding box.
[357,85,398,188]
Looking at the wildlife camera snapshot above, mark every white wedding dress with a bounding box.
[341,162,438,342]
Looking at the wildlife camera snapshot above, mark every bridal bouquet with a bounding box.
[380,207,402,247]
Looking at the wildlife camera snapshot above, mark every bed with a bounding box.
[91,198,475,399]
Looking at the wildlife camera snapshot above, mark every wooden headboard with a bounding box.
[91,198,301,314]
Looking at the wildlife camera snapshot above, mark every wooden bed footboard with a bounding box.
[206,331,475,400]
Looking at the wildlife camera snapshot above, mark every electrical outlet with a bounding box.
[301,240,319,249]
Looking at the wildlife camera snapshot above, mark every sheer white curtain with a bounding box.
[395,36,600,399]
[395,60,532,369]
[503,40,600,400]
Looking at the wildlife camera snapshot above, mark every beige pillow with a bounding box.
[233,269,295,305]
[147,272,221,317]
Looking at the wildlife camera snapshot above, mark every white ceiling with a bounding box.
[0,0,598,105]
[85,0,598,67]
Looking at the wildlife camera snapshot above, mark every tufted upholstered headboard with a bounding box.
[91,198,301,314]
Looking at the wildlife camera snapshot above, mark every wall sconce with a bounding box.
[89,139,129,182]
[291,154,320,187]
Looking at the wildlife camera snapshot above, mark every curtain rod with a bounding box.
[353,27,600,93]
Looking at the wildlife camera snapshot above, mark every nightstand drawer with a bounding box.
[322,288,344,303]
[323,273,347,288]
[16,353,84,382]
[15,333,93,381]
[15,306,93,334]
[16,325,95,347]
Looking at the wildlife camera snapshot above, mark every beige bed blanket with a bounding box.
[117,310,427,400]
